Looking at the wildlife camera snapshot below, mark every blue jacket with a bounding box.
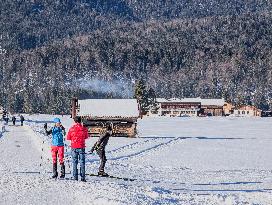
[46,126,65,146]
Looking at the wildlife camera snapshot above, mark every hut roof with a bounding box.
[78,99,139,118]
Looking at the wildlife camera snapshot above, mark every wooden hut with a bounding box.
[71,98,140,137]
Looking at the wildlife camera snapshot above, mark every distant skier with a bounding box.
[20,115,25,126]
[90,124,112,176]
[4,115,9,125]
[44,118,66,179]
[66,116,89,181]
[2,111,6,120]
[12,116,16,126]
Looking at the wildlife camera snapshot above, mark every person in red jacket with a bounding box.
[66,116,89,181]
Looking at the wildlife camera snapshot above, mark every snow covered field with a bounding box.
[1,115,272,204]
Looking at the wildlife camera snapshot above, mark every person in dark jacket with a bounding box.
[12,116,16,126]
[66,116,89,181]
[20,115,25,126]
[4,116,9,125]
[90,124,112,176]
[44,118,66,178]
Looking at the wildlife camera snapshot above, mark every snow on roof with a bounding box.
[180,98,202,103]
[200,99,225,106]
[235,105,261,111]
[156,98,225,106]
[156,98,169,103]
[78,99,139,118]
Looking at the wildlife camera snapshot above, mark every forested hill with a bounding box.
[1,1,272,113]
[1,0,271,51]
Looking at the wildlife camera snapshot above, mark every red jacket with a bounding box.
[66,123,89,148]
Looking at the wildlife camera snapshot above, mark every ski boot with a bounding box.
[60,163,65,179]
[52,163,58,178]
[98,171,109,177]
[81,178,87,182]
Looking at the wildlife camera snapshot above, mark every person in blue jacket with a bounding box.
[44,118,66,178]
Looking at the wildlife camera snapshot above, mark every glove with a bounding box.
[95,144,100,151]
[44,123,47,130]
[89,149,95,155]
[92,143,100,151]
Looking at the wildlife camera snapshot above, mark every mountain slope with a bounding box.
[1,11,272,113]
[1,0,271,50]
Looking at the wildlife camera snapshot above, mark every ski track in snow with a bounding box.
[107,137,186,162]
[87,137,183,162]
[107,137,160,155]
[2,115,272,204]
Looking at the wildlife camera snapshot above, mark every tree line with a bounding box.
[1,1,272,113]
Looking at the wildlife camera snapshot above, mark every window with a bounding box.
[238,111,240,114]
[162,111,171,116]
[247,111,249,114]
[242,111,245,114]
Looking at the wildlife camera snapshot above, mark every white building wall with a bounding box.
[234,110,255,117]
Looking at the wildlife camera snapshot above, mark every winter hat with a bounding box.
[74,116,82,123]
[53,118,61,123]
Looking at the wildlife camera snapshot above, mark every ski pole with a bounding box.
[40,139,45,174]
[65,143,71,174]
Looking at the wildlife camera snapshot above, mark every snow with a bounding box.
[0,120,6,138]
[199,98,225,106]
[78,99,139,117]
[1,115,272,204]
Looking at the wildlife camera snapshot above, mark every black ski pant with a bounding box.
[97,149,107,172]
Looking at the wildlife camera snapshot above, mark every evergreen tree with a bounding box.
[134,80,149,113]
[13,93,24,113]
[147,87,159,114]
[23,91,33,114]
